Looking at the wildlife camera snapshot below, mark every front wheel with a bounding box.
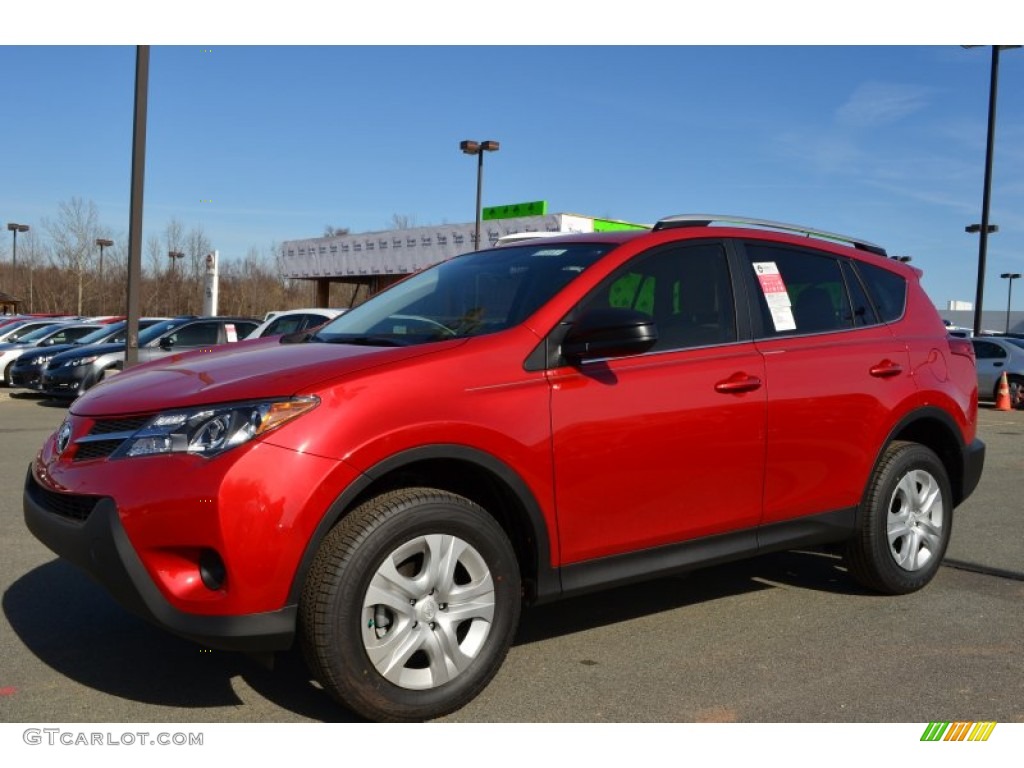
[845,441,952,594]
[300,488,521,721]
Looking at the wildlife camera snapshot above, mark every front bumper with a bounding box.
[24,469,297,651]
[23,411,363,653]
[10,365,43,390]
[40,366,94,398]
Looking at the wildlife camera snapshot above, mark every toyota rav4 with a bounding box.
[24,215,984,721]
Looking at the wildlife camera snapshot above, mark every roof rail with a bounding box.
[652,214,888,257]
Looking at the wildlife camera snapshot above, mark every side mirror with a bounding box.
[562,308,658,363]
[159,336,174,350]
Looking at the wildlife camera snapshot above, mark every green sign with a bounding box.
[592,217,650,232]
[482,201,548,220]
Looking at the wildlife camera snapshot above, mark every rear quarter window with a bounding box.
[854,261,907,323]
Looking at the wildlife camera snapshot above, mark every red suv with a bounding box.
[24,215,984,721]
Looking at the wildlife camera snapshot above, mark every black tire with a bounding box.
[299,488,521,722]
[1002,375,1024,406]
[98,364,121,383]
[2,362,12,387]
[845,441,952,594]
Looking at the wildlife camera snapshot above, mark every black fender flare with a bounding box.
[287,444,560,607]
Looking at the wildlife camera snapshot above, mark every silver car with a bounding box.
[971,336,1024,401]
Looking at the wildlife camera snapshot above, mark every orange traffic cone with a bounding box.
[995,371,1012,411]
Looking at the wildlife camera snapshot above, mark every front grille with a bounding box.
[27,474,103,522]
[89,416,152,435]
[72,415,153,462]
[74,441,123,461]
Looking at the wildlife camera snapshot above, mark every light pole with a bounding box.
[168,250,184,273]
[95,238,114,315]
[96,238,113,280]
[7,223,29,268]
[168,250,184,315]
[966,222,998,330]
[963,45,1020,337]
[459,139,499,250]
[1000,272,1021,334]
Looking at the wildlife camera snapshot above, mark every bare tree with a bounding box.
[43,197,101,315]
[323,226,350,238]
[390,214,417,230]
[185,225,212,282]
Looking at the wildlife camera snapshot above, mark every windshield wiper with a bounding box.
[319,335,412,347]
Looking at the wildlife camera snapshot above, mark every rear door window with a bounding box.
[744,244,855,337]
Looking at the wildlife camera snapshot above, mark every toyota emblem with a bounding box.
[56,421,72,455]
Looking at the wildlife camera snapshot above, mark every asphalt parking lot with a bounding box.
[0,391,1021,723]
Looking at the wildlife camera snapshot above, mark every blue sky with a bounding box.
[2,32,1022,313]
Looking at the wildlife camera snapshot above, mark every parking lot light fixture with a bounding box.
[168,250,184,273]
[460,139,500,251]
[1000,272,1021,334]
[965,223,998,234]
[7,223,29,268]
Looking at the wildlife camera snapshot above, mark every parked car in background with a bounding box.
[40,315,259,399]
[0,318,75,344]
[1,322,108,386]
[245,308,345,339]
[9,318,168,391]
[24,215,984,722]
[971,335,1024,401]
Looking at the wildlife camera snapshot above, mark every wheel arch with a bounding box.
[876,406,971,507]
[287,444,559,609]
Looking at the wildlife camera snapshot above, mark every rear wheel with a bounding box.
[1004,374,1024,406]
[300,488,521,721]
[846,441,952,594]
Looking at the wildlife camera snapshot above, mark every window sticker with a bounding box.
[752,262,796,331]
[225,323,238,343]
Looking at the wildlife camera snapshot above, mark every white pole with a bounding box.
[203,250,219,316]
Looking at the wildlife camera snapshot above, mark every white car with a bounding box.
[245,308,345,339]
[971,336,1024,401]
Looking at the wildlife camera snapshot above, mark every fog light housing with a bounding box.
[199,549,226,590]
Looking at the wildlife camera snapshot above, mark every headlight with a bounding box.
[61,355,100,368]
[115,396,320,458]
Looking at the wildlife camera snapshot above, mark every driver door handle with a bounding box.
[715,373,763,394]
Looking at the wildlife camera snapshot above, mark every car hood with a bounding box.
[48,341,124,361]
[71,338,464,417]
[14,343,77,364]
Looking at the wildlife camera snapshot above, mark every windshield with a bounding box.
[11,323,64,344]
[138,318,190,345]
[314,243,612,346]
[76,322,125,345]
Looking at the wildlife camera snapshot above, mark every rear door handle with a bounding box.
[869,360,903,378]
[715,373,763,394]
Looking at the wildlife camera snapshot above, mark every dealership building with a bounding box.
[279,201,648,306]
